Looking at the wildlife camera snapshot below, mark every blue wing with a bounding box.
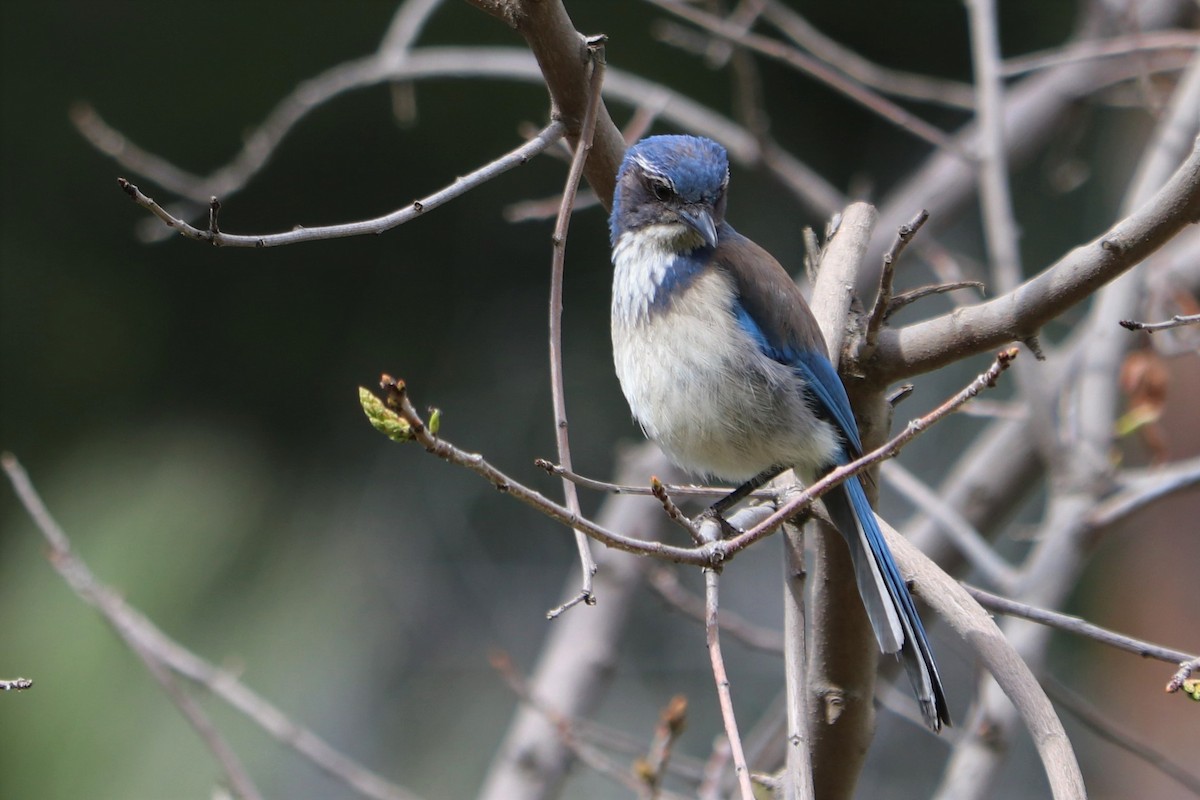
[729,290,863,458]
[788,348,863,457]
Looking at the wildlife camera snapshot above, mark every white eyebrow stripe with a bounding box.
[632,155,674,187]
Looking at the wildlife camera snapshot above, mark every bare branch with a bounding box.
[644,0,960,153]
[781,521,815,800]
[762,1,975,110]
[650,478,706,544]
[866,208,929,345]
[882,521,1088,799]
[880,461,1018,590]
[369,356,1019,566]
[647,566,784,654]
[872,134,1200,383]
[544,38,607,618]
[1088,454,1200,528]
[369,377,710,564]
[117,121,566,247]
[964,584,1195,665]
[0,678,34,691]
[1,454,419,800]
[1119,311,1200,332]
[1166,656,1200,694]
[1002,30,1200,77]
[378,0,445,62]
[965,0,1024,296]
[704,569,756,800]
[487,651,657,797]
[634,695,689,798]
[3,455,262,800]
[465,0,627,206]
[884,280,985,318]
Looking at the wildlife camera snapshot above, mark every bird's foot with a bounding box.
[698,506,743,540]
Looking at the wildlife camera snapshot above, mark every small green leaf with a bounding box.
[359,387,413,443]
[428,407,441,436]
[1184,678,1200,702]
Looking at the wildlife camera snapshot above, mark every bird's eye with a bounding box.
[649,178,673,201]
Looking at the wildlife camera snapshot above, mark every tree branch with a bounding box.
[544,37,606,617]
[116,121,565,246]
[964,584,1195,665]
[465,0,626,207]
[883,520,1087,799]
[872,134,1200,383]
[2,454,420,800]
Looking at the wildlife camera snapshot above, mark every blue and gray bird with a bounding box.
[609,134,950,731]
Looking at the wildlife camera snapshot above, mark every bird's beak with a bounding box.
[679,207,718,249]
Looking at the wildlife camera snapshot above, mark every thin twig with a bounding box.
[867,209,929,344]
[964,584,1195,665]
[634,695,689,799]
[880,461,1018,590]
[1166,655,1200,694]
[1118,312,1200,332]
[1,453,422,800]
[651,478,706,544]
[703,569,755,800]
[376,377,711,564]
[3,456,263,800]
[545,39,607,619]
[762,0,975,110]
[1088,454,1200,528]
[5,455,262,800]
[131,646,265,800]
[370,347,1016,566]
[116,121,566,247]
[885,280,986,319]
[487,651,666,797]
[534,458,773,500]
[648,566,784,654]
[644,0,960,153]
[0,678,33,691]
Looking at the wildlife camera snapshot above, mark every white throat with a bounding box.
[611,224,703,323]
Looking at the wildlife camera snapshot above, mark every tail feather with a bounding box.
[823,475,951,732]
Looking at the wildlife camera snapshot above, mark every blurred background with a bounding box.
[2,1,1196,798]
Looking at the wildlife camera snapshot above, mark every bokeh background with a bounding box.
[2,2,1196,798]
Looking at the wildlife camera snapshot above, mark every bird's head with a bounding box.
[610,135,729,251]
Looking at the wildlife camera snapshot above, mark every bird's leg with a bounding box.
[700,465,786,537]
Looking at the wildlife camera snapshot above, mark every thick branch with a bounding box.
[883,521,1086,800]
[872,135,1200,383]
[466,0,626,207]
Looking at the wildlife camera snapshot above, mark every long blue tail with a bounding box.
[823,474,951,731]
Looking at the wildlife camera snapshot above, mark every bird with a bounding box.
[608,134,950,732]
